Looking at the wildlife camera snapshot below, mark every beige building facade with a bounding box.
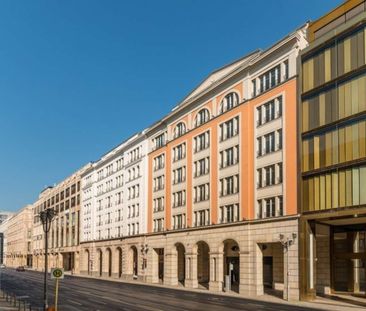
[5,205,33,268]
[32,164,90,273]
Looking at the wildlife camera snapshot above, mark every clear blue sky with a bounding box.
[0,0,341,212]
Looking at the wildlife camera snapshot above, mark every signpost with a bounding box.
[50,268,64,311]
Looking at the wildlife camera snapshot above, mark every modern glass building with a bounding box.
[299,0,366,300]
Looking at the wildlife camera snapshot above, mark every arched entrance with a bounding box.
[176,243,185,286]
[98,249,103,277]
[106,248,112,277]
[116,247,122,278]
[197,241,210,289]
[223,239,240,293]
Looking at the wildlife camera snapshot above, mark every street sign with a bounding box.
[51,268,64,279]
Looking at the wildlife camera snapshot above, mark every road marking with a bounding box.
[69,299,82,306]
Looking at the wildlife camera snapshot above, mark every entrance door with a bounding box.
[332,227,366,295]
[158,249,164,282]
[263,256,273,288]
[226,257,239,286]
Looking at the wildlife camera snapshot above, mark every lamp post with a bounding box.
[39,208,56,311]
[279,233,297,301]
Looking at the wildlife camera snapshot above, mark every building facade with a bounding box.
[32,164,90,273]
[0,212,14,264]
[299,0,366,300]
[75,25,308,301]
[5,205,32,267]
[79,131,149,278]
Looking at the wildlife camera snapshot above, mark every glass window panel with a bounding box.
[339,127,346,163]
[338,84,345,120]
[352,123,359,160]
[351,79,359,115]
[358,75,366,113]
[302,140,309,172]
[325,90,333,124]
[309,178,314,211]
[325,132,332,167]
[326,173,332,209]
[332,130,339,165]
[324,48,331,82]
[314,136,320,169]
[320,175,326,210]
[351,33,358,71]
[359,121,366,158]
[339,170,346,207]
[352,168,360,206]
[346,169,353,206]
[319,93,326,126]
[357,29,365,68]
[345,125,353,162]
[332,171,339,208]
[344,82,352,118]
[302,100,309,132]
[344,37,351,73]
[314,176,320,211]
[360,166,366,204]
[337,40,345,76]
[302,179,309,212]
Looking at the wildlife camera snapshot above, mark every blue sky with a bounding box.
[0,0,341,212]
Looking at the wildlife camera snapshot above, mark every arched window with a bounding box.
[195,108,210,127]
[219,92,239,114]
[174,122,186,138]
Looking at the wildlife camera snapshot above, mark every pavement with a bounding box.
[0,268,365,311]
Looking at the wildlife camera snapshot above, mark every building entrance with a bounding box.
[332,226,366,295]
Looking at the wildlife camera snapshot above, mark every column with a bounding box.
[185,252,198,288]
[209,251,223,292]
[164,249,178,286]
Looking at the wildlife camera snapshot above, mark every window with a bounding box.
[219,204,239,223]
[252,79,257,97]
[264,132,275,154]
[194,157,209,177]
[154,218,164,232]
[265,165,276,186]
[154,154,165,171]
[195,109,210,127]
[173,190,186,208]
[259,65,281,93]
[173,166,186,184]
[154,133,166,149]
[154,197,164,212]
[194,209,209,227]
[173,214,185,229]
[220,175,239,196]
[220,145,239,168]
[220,92,239,113]
[284,60,289,80]
[174,122,186,138]
[154,175,164,191]
[265,198,276,217]
[194,131,210,152]
[220,116,239,141]
[173,143,186,161]
[194,183,210,202]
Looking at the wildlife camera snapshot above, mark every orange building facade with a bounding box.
[142,25,308,300]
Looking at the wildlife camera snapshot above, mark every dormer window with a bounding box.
[195,108,210,127]
[219,92,239,114]
[174,122,186,138]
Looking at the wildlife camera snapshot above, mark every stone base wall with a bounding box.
[78,217,300,301]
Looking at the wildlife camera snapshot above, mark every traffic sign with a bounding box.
[51,268,64,279]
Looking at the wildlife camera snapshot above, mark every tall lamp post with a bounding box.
[39,208,56,311]
[279,233,297,301]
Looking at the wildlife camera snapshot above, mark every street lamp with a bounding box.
[279,233,297,301]
[39,208,56,311]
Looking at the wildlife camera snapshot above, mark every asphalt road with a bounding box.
[0,269,322,311]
